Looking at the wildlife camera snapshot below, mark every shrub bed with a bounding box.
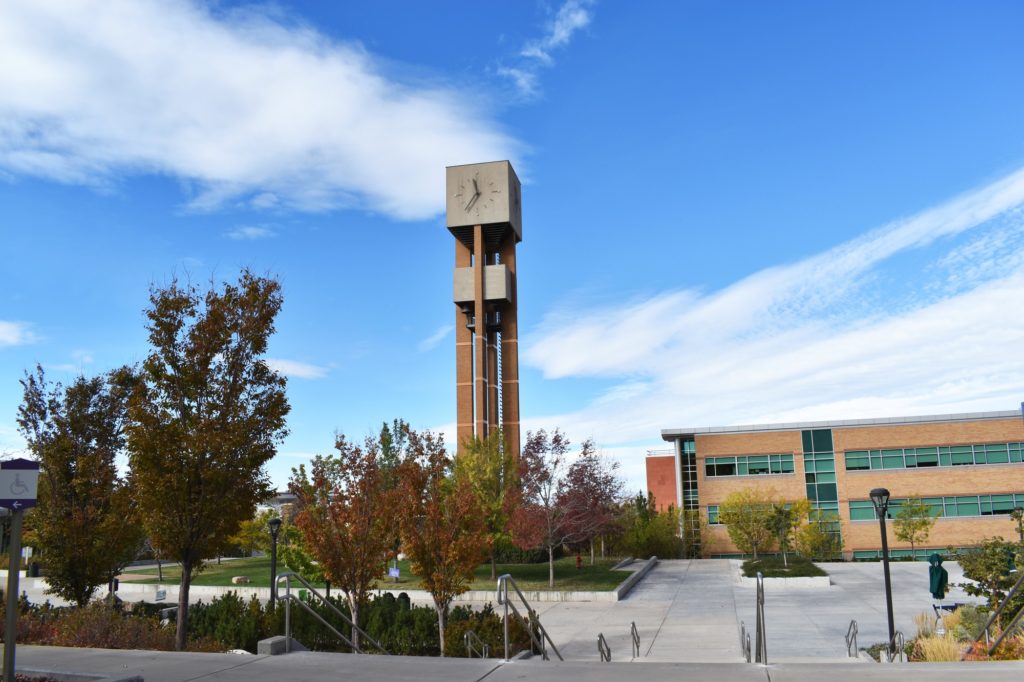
[741,555,827,578]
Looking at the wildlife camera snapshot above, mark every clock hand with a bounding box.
[465,194,478,211]
[472,178,479,195]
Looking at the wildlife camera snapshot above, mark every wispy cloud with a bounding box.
[523,167,1024,482]
[417,324,453,353]
[45,349,94,373]
[499,0,594,97]
[0,0,516,220]
[266,358,330,380]
[226,225,276,240]
[521,0,593,64]
[0,321,37,347]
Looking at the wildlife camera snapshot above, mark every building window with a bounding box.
[849,493,1024,520]
[704,454,795,477]
[844,442,1023,471]
[707,505,721,525]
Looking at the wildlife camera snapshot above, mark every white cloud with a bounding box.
[499,0,593,97]
[522,167,1024,466]
[46,351,94,373]
[226,225,276,240]
[417,324,453,353]
[266,358,329,379]
[521,0,593,64]
[0,321,37,347]
[0,0,517,220]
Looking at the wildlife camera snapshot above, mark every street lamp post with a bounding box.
[268,517,283,606]
[870,488,896,659]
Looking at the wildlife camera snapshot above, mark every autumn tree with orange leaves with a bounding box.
[289,434,399,651]
[398,429,488,656]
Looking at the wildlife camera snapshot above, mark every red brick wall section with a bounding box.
[645,455,677,512]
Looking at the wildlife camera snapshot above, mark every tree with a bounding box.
[957,537,1024,618]
[718,487,776,558]
[227,508,278,557]
[126,272,290,650]
[453,430,519,579]
[510,429,583,586]
[290,434,399,651]
[768,499,812,567]
[617,492,684,558]
[557,440,624,565]
[893,498,937,557]
[397,429,488,655]
[794,511,843,560]
[17,366,144,606]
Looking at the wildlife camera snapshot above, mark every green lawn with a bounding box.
[121,555,629,591]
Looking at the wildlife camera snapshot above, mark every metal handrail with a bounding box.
[886,631,904,663]
[597,632,611,662]
[276,572,389,655]
[739,621,751,663]
[630,621,640,658]
[975,565,1024,656]
[845,619,858,657]
[464,629,490,658]
[754,572,767,664]
[497,574,563,661]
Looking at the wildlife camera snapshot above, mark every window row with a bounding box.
[848,493,1024,521]
[705,454,794,477]
[844,442,1024,471]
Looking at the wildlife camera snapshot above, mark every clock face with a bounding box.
[452,172,502,219]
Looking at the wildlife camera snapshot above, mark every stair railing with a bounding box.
[276,572,389,655]
[886,631,905,662]
[754,572,767,664]
[974,566,1024,656]
[497,573,563,662]
[845,619,858,657]
[464,629,490,658]
[739,621,751,663]
[630,621,640,658]
[597,632,611,662]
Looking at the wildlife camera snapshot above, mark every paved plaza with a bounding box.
[11,558,1008,681]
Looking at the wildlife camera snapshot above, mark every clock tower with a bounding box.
[446,161,522,459]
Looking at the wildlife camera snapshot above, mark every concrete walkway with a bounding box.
[11,646,1024,682]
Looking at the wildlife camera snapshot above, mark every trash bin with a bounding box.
[28,562,39,578]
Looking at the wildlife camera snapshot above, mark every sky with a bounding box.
[2,0,1024,495]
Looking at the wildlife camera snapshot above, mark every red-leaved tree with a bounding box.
[511,429,584,587]
[558,439,624,564]
[397,429,488,655]
[289,434,399,651]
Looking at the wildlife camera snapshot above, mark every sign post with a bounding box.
[1,458,39,682]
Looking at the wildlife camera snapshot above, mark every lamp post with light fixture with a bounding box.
[870,488,896,659]
[268,517,283,606]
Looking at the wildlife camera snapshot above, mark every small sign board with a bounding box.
[155,589,167,602]
[0,459,39,510]
[388,567,400,579]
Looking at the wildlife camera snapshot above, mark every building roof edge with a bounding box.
[660,409,1023,441]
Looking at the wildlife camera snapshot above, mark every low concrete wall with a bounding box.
[732,560,831,589]
[615,556,659,599]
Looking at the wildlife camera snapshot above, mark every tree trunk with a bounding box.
[589,538,595,565]
[436,603,447,657]
[548,545,555,588]
[157,555,163,582]
[782,548,788,568]
[601,535,605,559]
[491,550,496,581]
[348,594,360,652]
[175,558,192,651]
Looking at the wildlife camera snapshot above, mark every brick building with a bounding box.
[647,409,1024,559]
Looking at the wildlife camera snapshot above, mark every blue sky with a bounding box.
[2,0,1024,494]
